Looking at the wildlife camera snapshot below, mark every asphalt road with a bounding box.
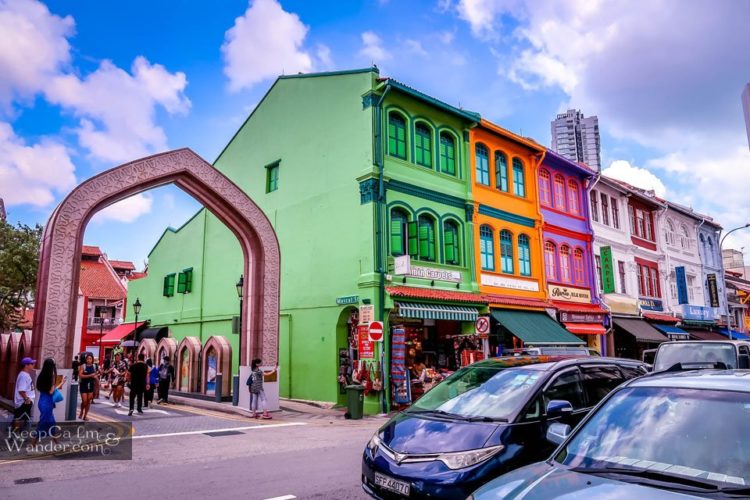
[0,398,382,500]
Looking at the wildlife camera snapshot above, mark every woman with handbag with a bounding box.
[32,358,66,445]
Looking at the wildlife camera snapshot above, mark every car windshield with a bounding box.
[409,366,542,420]
[653,343,736,371]
[555,386,750,487]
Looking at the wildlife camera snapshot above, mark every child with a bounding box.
[248,358,276,419]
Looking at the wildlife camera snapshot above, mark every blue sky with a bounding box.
[2,0,750,266]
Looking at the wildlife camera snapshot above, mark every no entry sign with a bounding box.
[475,316,490,334]
[369,321,384,342]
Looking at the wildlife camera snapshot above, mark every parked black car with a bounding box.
[362,356,648,499]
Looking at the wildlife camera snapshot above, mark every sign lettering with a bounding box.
[406,265,461,283]
[638,298,664,311]
[707,273,720,308]
[481,274,540,292]
[359,305,374,325]
[560,312,606,323]
[547,285,592,304]
[336,295,359,305]
[600,246,616,294]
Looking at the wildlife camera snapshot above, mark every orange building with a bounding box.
[470,120,585,353]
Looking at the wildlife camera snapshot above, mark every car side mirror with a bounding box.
[546,422,572,446]
[546,399,573,418]
[739,354,750,369]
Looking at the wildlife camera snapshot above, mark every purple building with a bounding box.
[539,150,609,353]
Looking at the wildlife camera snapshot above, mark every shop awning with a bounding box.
[613,318,669,344]
[718,328,750,340]
[492,310,585,346]
[688,329,727,341]
[138,327,169,343]
[652,324,691,340]
[642,312,679,324]
[395,302,480,321]
[98,322,145,344]
[563,323,607,335]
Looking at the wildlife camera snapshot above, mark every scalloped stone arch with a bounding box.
[202,335,232,396]
[176,336,201,392]
[136,339,158,362]
[156,337,178,365]
[31,148,280,370]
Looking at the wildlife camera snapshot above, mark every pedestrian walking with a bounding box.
[32,358,66,445]
[156,355,174,404]
[109,352,127,408]
[78,354,97,421]
[127,353,149,416]
[13,357,36,432]
[71,355,80,382]
[247,358,275,419]
[145,358,158,408]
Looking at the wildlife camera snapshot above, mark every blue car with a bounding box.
[472,370,750,499]
[361,356,647,499]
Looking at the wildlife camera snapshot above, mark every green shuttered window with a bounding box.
[513,158,525,197]
[415,123,432,168]
[390,210,408,256]
[177,268,193,294]
[439,133,456,176]
[443,221,460,265]
[500,229,514,274]
[266,163,279,193]
[163,273,176,297]
[418,216,436,261]
[480,225,495,271]
[388,113,407,160]
[408,221,419,257]
[518,234,531,276]
[476,143,490,186]
[495,151,508,192]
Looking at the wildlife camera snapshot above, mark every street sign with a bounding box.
[359,304,374,325]
[600,246,616,294]
[475,316,490,334]
[358,326,375,358]
[369,321,384,342]
[707,273,720,307]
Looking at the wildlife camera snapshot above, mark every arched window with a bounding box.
[680,225,690,249]
[480,225,495,271]
[387,112,407,159]
[390,209,408,256]
[518,234,531,276]
[539,169,552,206]
[567,180,580,215]
[665,219,675,246]
[560,245,571,282]
[573,248,584,284]
[590,190,599,222]
[439,133,456,175]
[512,158,525,197]
[418,215,436,261]
[553,174,566,210]
[707,236,715,267]
[414,123,432,168]
[443,220,460,265]
[495,151,508,192]
[475,144,490,185]
[544,241,557,280]
[500,230,514,274]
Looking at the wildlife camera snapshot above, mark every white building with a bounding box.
[551,109,602,171]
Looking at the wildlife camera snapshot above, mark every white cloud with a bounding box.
[0,121,76,206]
[404,39,428,57]
[91,193,153,224]
[359,31,391,62]
[45,56,190,164]
[316,44,333,70]
[0,0,74,108]
[602,160,667,198]
[455,0,524,40]
[221,0,313,92]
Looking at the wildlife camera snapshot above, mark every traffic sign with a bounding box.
[475,316,490,334]
[369,321,384,342]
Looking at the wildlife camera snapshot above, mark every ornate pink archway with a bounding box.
[31,148,280,369]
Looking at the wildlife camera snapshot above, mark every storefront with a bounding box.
[642,311,690,341]
[549,285,609,355]
[612,318,668,360]
[680,305,722,340]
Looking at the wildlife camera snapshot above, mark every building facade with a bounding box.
[550,109,602,171]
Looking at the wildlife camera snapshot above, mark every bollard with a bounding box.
[215,373,223,403]
[232,375,239,406]
[67,382,79,421]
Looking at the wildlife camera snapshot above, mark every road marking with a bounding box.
[264,495,297,500]
[131,422,306,440]
[163,403,252,422]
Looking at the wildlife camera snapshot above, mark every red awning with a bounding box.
[98,322,145,344]
[563,323,607,335]
[386,286,487,304]
[642,312,679,324]
[688,329,727,341]
[551,301,608,314]
[483,294,551,309]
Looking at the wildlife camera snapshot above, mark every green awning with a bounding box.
[491,309,585,346]
[395,302,479,321]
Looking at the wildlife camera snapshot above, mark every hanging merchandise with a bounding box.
[371,362,383,392]
[391,327,411,405]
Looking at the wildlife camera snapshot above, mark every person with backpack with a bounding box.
[157,355,175,404]
[247,358,275,419]
[145,358,159,408]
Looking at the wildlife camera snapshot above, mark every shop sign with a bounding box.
[359,304,374,325]
[639,298,664,311]
[600,246,616,294]
[336,295,359,305]
[475,316,490,335]
[359,333,375,359]
[394,255,411,275]
[369,321,384,342]
[406,265,461,283]
[682,304,715,322]
[547,285,592,304]
[675,266,688,305]
[481,274,539,292]
[560,312,606,323]
[707,273,720,307]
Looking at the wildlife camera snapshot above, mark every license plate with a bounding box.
[374,472,411,496]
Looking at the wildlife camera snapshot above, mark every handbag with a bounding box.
[52,388,64,403]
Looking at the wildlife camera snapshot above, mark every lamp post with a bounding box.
[98,313,105,365]
[719,224,750,339]
[132,298,142,359]
[234,275,243,406]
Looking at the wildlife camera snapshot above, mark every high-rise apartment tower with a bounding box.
[551,109,601,171]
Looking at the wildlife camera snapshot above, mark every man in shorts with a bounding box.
[13,357,37,431]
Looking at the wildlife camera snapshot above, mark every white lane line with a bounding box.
[264,495,297,500]
[132,422,307,439]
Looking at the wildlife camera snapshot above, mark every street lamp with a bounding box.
[719,224,750,339]
[236,275,243,331]
[132,298,142,359]
[234,276,243,406]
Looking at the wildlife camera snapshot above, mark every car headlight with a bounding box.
[367,434,381,454]
[437,445,504,470]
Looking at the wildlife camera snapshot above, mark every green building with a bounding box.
[129,68,489,413]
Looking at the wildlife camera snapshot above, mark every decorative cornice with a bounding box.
[386,179,466,210]
[477,204,535,228]
[359,178,380,204]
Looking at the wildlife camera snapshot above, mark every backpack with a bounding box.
[246,373,254,387]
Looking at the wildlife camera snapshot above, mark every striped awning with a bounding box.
[395,302,480,322]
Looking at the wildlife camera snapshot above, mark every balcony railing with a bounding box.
[87,317,119,330]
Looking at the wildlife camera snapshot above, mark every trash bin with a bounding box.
[345,385,365,420]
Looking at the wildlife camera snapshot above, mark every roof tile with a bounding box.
[79,260,126,300]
